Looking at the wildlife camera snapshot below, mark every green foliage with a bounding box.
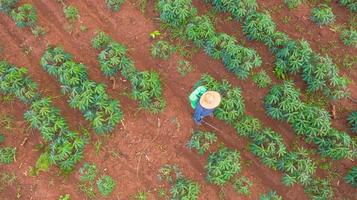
[0,147,16,164]
[204,0,257,21]
[134,191,147,200]
[158,0,261,79]
[29,152,51,176]
[197,74,245,123]
[0,60,84,172]
[187,131,217,154]
[171,177,200,200]
[41,46,123,134]
[278,148,316,186]
[345,166,357,187]
[157,0,197,26]
[92,31,113,50]
[11,4,37,27]
[0,61,39,104]
[58,194,70,200]
[340,29,357,48]
[64,6,79,23]
[150,40,175,60]
[284,0,303,9]
[106,0,125,11]
[252,70,271,88]
[176,60,193,76]
[250,128,287,170]
[0,0,18,13]
[232,176,252,196]
[234,115,261,137]
[93,32,166,113]
[347,111,357,133]
[158,165,201,199]
[79,163,98,182]
[265,82,357,160]
[310,4,335,26]
[98,42,130,76]
[0,134,4,143]
[339,0,357,13]
[260,191,282,200]
[205,147,241,185]
[96,175,116,196]
[303,178,334,200]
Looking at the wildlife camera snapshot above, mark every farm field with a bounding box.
[0,0,357,199]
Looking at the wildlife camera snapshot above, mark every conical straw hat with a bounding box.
[200,91,221,109]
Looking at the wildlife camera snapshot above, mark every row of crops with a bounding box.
[204,0,349,100]
[91,31,166,113]
[192,74,333,199]
[0,60,85,172]
[40,46,123,134]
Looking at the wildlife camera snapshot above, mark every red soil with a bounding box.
[0,0,356,199]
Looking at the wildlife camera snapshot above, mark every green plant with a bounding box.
[205,147,241,185]
[303,178,334,199]
[205,0,257,21]
[339,0,357,13]
[150,40,175,60]
[64,5,79,23]
[41,46,123,134]
[176,60,193,77]
[150,30,161,39]
[250,128,287,170]
[92,31,113,50]
[59,194,70,200]
[0,0,19,13]
[79,163,98,182]
[232,176,252,196]
[11,4,37,27]
[260,191,282,200]
[284,0,303,9]
[0,134,4,143]
[310,4,335,25]
[157,0,197,26]
[96,175,116,196]
[340,29,357,47]
[157,187,167,199]
[171,177,200,200]
[0,147,16,164]
[29,152,51,176]
[134,191,147,200]
[106,0,125,11]
[345,166,357,187]
[31,25,46,37]
[187,131,217,154]
[93,32,166,113]
[348,111,357,133]
[252,70,272,88]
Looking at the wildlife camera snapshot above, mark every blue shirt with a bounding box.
[193,102,214,124]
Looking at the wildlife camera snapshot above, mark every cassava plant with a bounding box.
[0,0,18,13]
[187,131,217,154]
[339,0,357,13]
[205,147,241,185]
[345,166,357,187]
[93,31,166,113]
[41,46,123,134]
[252,70,271,88]
[11,3,37,27]
[106,0,125,11]
[150,40,175,60]
[204,0,257,21]
[348,111,357,133]
[284,0,303,9]
[0,147,16,164]
[310,4,335,26]
[260,191,282,200]
[157,0,197,27]
[340,29,357,48]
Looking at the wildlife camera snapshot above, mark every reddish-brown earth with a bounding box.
[0,0,356,199]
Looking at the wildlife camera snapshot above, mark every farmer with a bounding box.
[189,86,221,125]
